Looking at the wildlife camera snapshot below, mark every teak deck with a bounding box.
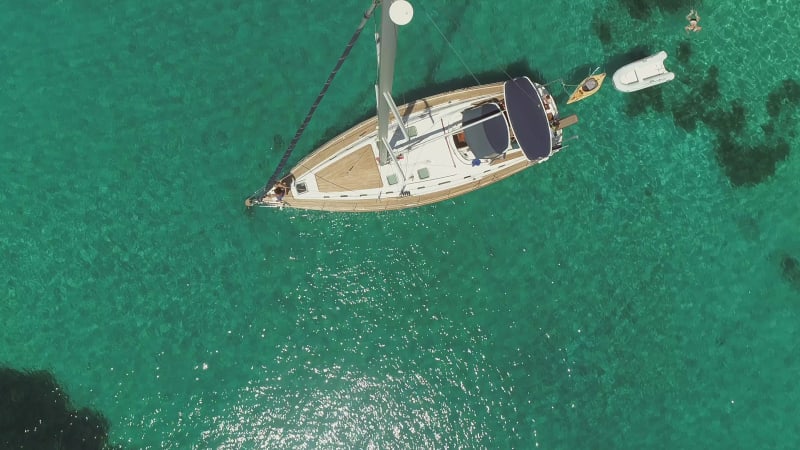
[315,144,381,192]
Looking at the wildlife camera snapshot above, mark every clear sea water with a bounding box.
[2,0,799,448]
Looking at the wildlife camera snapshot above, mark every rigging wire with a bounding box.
[417,3,481,86]
[248,0,380,202]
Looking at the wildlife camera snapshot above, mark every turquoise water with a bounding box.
[2,0,799,448]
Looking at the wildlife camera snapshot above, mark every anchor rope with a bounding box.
[249,0,381,201]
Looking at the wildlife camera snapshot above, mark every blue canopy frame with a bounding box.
[461,103,510,159]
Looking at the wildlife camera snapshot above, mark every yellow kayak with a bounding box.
[566,73,606,104]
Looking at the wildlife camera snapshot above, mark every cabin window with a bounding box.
[387,174,399,185]
[417,167,430,180]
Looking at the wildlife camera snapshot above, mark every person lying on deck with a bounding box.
[273,181,288,202]
[244,180,288,207]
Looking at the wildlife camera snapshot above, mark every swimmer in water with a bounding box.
[685,9,702,33]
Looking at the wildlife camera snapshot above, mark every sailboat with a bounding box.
[246,0,578,212]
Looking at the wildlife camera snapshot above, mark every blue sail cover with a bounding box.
[504,77,552,160]
[461,103,510,159]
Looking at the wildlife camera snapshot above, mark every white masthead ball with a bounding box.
[389,0,414,26]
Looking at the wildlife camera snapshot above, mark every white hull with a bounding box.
[256,81,567,212]
[612,51,675,93]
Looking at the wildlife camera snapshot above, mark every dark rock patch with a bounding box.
[592,14,613,45]
[0,367,120,450]
[715,137,790,187]
[676,40,692,65]
[780,255,800,290]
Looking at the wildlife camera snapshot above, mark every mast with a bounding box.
[376,0,413,165]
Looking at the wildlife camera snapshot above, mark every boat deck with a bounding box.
[280,152,533,211]
[268,81,563,212]
[315,144,381,192]
[290,82,505,181]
